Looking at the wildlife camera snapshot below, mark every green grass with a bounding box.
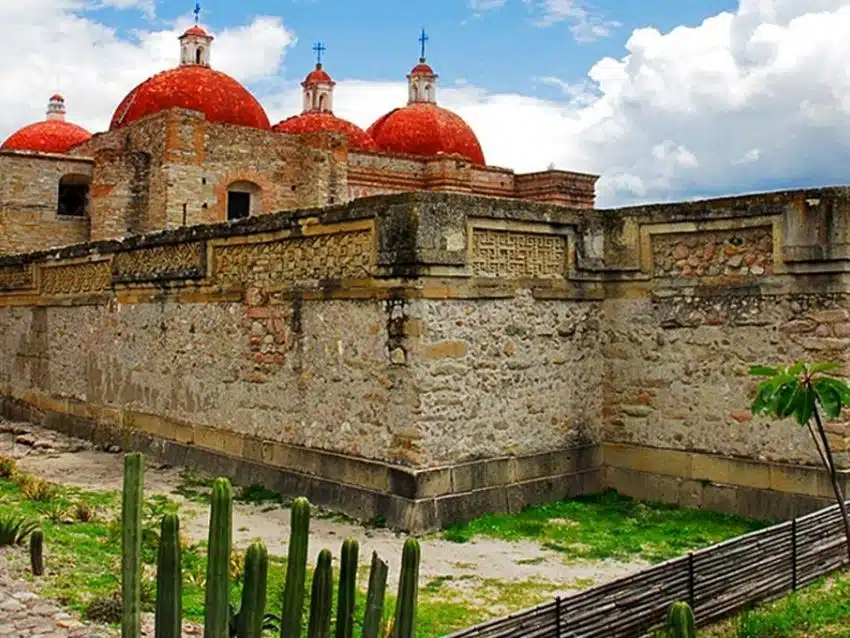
[443,490,766,563]
[704,572,850,637]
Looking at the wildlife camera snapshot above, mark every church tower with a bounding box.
[179,3,213,67]
[46,94,67,121]
[407,28,438,105]
[302,42,335,113]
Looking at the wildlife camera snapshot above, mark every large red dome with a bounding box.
[110,65,270,131]
[274,112,376,150]
[1,120,91,154]
[368,103,485,165]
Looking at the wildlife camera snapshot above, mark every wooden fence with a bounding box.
[447,501,850,637]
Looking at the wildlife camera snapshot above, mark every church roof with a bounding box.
[273,112,376,150]
[304,63,333,85]
[368,102,485,165]
[1,120,91,154]
[109,65,270,131]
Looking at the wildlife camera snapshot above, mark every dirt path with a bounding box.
[0,419,645,598]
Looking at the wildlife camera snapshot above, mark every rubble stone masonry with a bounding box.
[0,188,849,529]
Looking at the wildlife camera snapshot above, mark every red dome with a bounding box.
[304,64,333,84]
[368,103,485,164]
[110,65,270,131]
[273,112,376,150]
[2,120,91,154]
[182,25,209,37]
[410,62,435,75]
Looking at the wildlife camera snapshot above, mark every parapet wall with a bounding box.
[1,188,849,528]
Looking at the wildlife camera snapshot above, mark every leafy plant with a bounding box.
[0,511,38,546]
[72,501,96,523]
[37,501,70,524]
[0,456,17,479]
[18,475,59,502]
[751,361,850,560]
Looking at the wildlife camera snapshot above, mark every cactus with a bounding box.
[155,513,183,638]
[306,549,333,638]
[335,538,359,638]
[29,529,43,576]
[280,497,310,638]
[362,552,388,638]
[666,601,696,638]
[392,539,420,638]
[204,478,233,638]
[121,452,144,638]
[236,541,269,638]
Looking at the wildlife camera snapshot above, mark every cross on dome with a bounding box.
[193,0,201,24]
[313,41,326,65]
[419,28,429,61]
[408,29,438,105]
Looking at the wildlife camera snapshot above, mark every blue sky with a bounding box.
[4,0,850,206]
[97,1,738,98]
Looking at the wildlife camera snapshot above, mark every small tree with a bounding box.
[750,362,850,560]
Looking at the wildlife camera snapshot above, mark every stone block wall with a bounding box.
[0,151,92,254]
[1,188,850,529]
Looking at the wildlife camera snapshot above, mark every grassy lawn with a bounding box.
[703,571,850,637]
[443,490,766,563]
[0,461,769,637]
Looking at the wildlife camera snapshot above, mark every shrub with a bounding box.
[0,456,17,479]
[17,475,59,502]
[84,593,123,625]
[0,512,39,546]
[72,502,95,523]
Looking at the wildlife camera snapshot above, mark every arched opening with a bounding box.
[227,180,262,221]
[424,84,432,100]
[57,174,90,217]
[318,93,327,111]
[195,48,203,64]
[412,85,419,101]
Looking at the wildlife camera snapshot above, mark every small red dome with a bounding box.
[110,65,270,131]
[50,94,65,102]
[410,62,435,75]
[274,112,376,150]
[368,103,485,164]
[182,25,209,37]
[304,64,333,84]
[2,120,91,154]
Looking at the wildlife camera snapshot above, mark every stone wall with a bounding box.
[0,151,92,254]
[1,188,850,528]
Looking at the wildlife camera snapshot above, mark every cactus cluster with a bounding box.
[118,452,421,638]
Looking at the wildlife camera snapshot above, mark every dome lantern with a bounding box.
[46,94,66,122]
[303,42,335,114]
[408,29,438,105]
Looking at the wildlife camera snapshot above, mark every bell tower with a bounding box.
[408,28,438,105]
[179,2,213,67]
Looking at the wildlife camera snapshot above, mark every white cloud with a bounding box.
[526,0,621,41]
[3,1,850,208]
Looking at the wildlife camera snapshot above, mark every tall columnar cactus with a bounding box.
[306,549,334,638]
[666,601,696,638]
[121,452,144,638]
[393,539,420,638]
[281,497,310,638]
[237,541,269,638]
[335,538,359,638]
[29,529,43,577]
[362,552,388,638]
[155,513,183,638]
[204,478,233,638]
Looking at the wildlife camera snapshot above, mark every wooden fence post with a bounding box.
[688,552,695,608]
[555,596,562,636]
[791,517,797,591]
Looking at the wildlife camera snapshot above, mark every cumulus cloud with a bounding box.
[3,0,850,207]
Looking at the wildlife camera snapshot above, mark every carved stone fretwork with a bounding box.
[41,261,112,295]
[113,242,205,283]
[213,230,375,286]
[0,264,34,291]
[471,228,566,278]
[652,226,774,278]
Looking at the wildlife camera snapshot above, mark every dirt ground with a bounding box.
[0,419,645,602]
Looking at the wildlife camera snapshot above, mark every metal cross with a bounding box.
[419,28,429,60]
[313,41,326,65]
[193,1,201,24]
